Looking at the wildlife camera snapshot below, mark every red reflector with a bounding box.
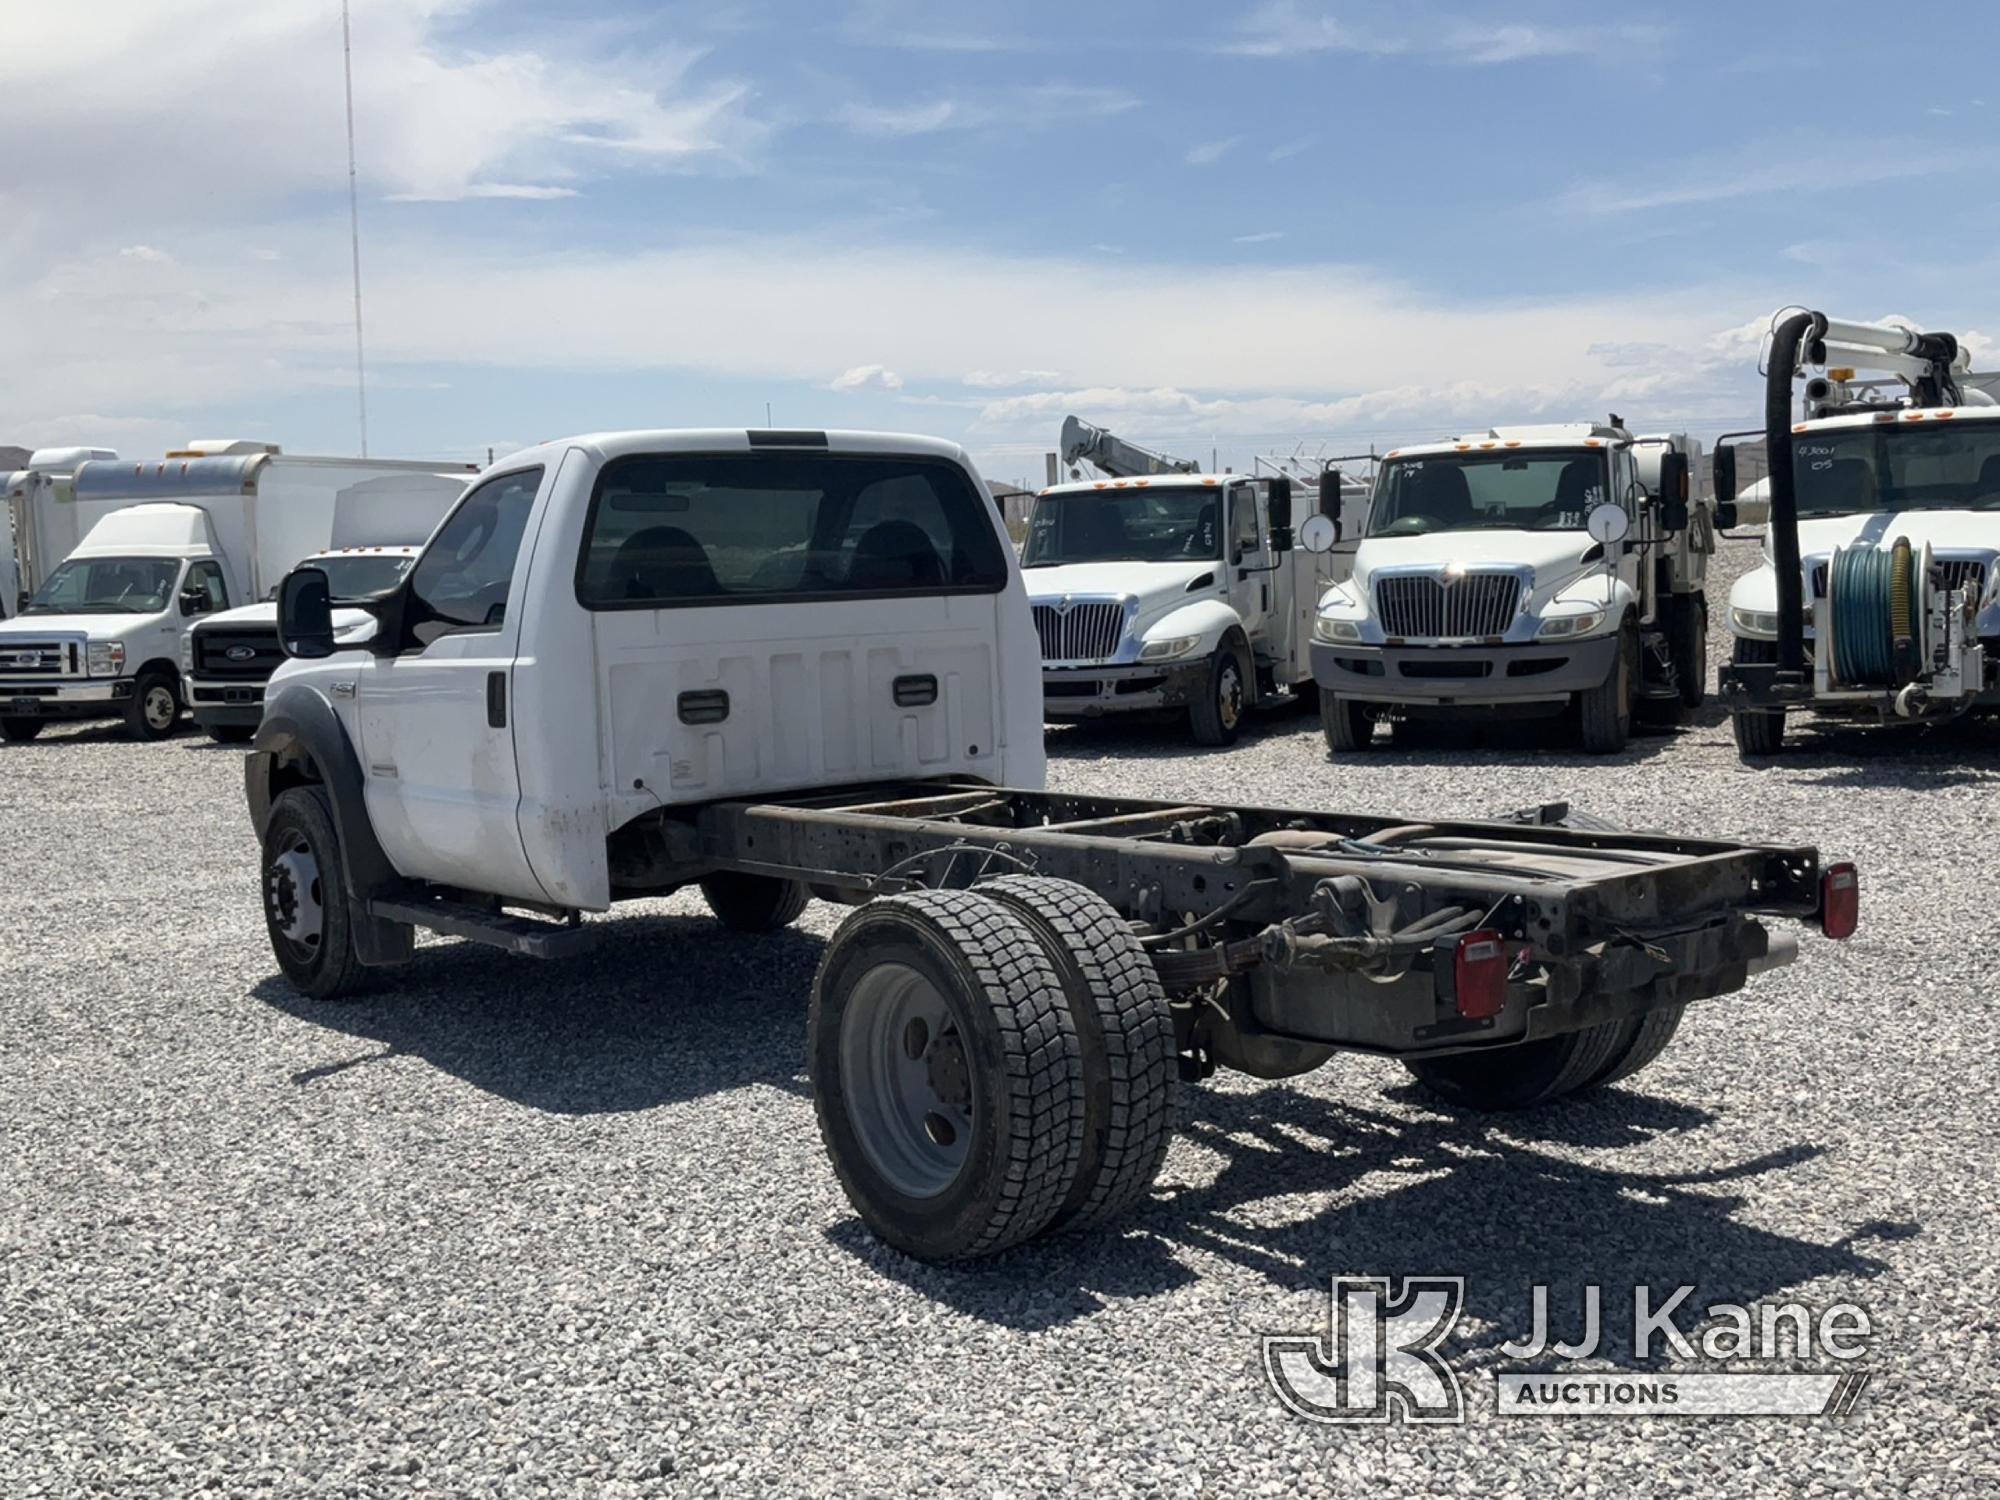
[1820,863,1858,940]
[1454,929,1509,1019]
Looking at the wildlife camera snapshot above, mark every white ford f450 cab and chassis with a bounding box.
[246,427,1855,1262]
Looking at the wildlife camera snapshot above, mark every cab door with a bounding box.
[1225,481,1274,656]
[354,465,549,902]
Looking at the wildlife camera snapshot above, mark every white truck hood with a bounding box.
[1792,510,2000,559]
[1020,560,1219,605]
[0,611,162,638]
[1352,530,1600,598]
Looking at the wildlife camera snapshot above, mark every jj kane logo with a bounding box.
[1265,1278,1873,1423]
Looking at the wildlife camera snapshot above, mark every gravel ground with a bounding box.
[3,536,1997,1498]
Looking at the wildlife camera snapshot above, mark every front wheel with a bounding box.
[1673,595,1708,709]
[1730,637,1786,756]
[1576,622,1635,754]
[1320,691,1376,752]
[261,786,369,1000]
[205,724,256,745]
[124,669,182,742]
[0,717,43,743]
[1188,643,1248,747]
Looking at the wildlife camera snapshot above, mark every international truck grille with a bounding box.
[195,627,285,680]
[1374,573,1522,640]
[0,640,80,677]
[1032,601,1124,663]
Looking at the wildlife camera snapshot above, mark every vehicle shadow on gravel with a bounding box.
[839,1082,1915,1345]
[253,917,824,1114]
[1745,718,2000,790]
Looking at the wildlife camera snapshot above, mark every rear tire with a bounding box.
[124,669,182,742]
[700,870,811,932]
[1673,595,1708,709]
[810,890,1086,1260]
[1577,621,1636,754]
[205,724,255,745]
[1320,691,1376,752]
[1189,642,1248,747]
[1730,637,1786,756]
[261,786,369,1001]
[1581,1004,1686,1091]
[977,876,1176,1233]
[1403,1022,1626,1111]
[0,717,43,742]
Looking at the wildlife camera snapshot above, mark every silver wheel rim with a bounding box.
[1218,661,1244,729]
[838,962,975,1197]
[266,836,325,955]
[143,686,176,731]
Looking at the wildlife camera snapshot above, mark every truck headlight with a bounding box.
[1138,634,1201,662]
[1537,609,1606,639]
[87,640,126,677]
[180,633,194,673]
[1730,606,1812,638]
[1313,615,1362,644]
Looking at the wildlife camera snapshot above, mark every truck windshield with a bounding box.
[23,556,179,614]
[1368,452,1608,537]
[1794,423,2000,516]
[1022,487,1221,566]
[317,554,415,600]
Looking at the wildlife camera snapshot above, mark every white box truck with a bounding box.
[0,442,475,742]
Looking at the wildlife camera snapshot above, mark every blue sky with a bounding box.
[5,0,1997,486]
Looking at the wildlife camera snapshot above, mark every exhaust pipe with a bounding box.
[1765,311,1821,678]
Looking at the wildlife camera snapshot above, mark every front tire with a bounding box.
[1320,691,1376,752]
[1403,1022,1626,1111]
[1730,637,1786,756]
[0,717,43,743]
[810,890,1086,1260]
[1577,621,1636,754]
[205,724,255,745]
[124,669,182,742]
[1189,642,1248,747]
[1672,595,1708,709]
[260,786,368,1001]
[700,870,811,932]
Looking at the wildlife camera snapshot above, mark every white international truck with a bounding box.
[183,474,465,742]
[0,442,474,742]
[1717,310,2000,756]
[1305,423,1714,754]
[1023,417,1367,745]
[242,425,1852,1262]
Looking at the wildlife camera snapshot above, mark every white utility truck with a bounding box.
[1023,416,1367,745]
[244,426,1852,1263]
[184,474,465,742]
[1305,423,1713,754]
[1717,310,2000,755]
[0,442,474,742]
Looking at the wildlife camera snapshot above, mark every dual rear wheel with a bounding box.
[1402,1004,1685,1110]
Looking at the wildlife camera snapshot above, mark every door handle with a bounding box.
[678,688,730,725]
[486,671,507,728]
[892,673,938,707]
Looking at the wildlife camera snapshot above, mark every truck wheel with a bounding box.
[1673,596,1708,709]
[977,875,1177,1233]
[1730,638,1785,756]
[1403,1022,1626,1111]
[700,871,811,932]
[1320,692,1376,752]
[1577,622,1636,754]
[205,724,255,745]
[1581,1004,1685,1092]
[1189,643,1248,747]
[260,786,369,1001]
[810,890,1086,1260]
[0,717,43,743]
[124,670,182,742]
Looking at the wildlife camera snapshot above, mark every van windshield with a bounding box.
[23,556,179,614]
[1368,451,1608,537]
[1794,424,2000,516]
[1022,486,1222,565]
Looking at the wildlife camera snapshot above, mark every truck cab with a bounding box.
[1307,423,1711,754]
[1022,472,1354,745]
[0,503,235,741]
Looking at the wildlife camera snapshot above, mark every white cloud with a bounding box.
[1233,231,1284,245]
[836,100,962,137]
[1186,136,1246,166]
[834,85,1136,138]
[118,245,172,264]
[963,369,1063,388]
[1562,139,1998,214]
[1224,2,1664,64]
[829,363,904,392]
[1267,134,1317,162]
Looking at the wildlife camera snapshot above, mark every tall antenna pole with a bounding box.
[341,0,370,457]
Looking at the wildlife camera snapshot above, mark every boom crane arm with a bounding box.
[1059,415,1200,478]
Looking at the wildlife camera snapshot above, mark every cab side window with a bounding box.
[1230,484,1261,558]
[182,561,229,615]
[405,467,543,646]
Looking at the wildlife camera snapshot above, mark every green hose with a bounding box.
[1828,540,1918,687]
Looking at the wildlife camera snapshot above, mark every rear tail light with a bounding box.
[1820,863,1858,940]
[1453,929,1509,1019]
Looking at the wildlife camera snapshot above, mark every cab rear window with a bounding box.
[576,452,1009,609]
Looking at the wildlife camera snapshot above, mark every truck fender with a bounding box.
[1545,575,1641,620]
[1136,597,1243,656]
[246,684,411,965]
[1727,560,1782,622]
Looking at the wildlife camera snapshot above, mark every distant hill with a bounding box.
[0,445,27,473]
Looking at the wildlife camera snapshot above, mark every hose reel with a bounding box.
[1825,538,1929,688]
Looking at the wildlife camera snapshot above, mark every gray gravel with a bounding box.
[3,536,1997,1498]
